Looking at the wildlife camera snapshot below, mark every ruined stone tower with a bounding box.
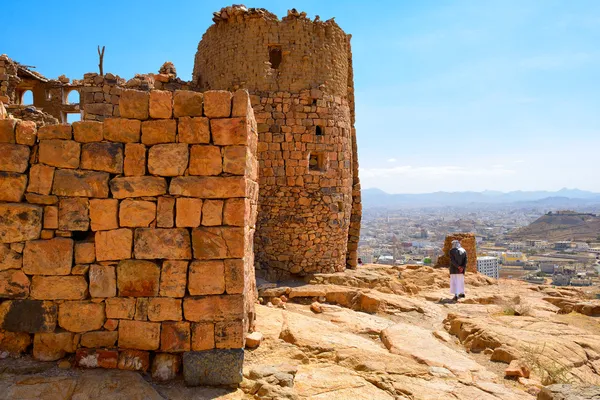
[193,6,361,278]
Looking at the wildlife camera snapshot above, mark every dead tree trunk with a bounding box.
[97,46,105,75]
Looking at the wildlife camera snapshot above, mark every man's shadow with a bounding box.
[437,298,458,304]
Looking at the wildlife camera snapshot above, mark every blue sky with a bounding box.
[4,0,599,193]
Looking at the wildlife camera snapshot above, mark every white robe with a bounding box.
[450,274,465,295]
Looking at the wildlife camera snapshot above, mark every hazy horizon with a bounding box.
[4,0,599,194]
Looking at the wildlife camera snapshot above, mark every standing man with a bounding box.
[449,240,468,301]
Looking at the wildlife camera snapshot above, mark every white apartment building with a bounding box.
[477,256,500,279]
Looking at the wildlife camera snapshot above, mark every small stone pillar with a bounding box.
[436,233,477,273]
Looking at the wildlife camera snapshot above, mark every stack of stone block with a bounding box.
[0,88,258,385]
[436,233,478,273]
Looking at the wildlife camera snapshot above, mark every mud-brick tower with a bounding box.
[193,6,361,278]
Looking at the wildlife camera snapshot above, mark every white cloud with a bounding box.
[359,165,516,179]
[387,158,397,163]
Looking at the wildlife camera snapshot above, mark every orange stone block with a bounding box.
[104,319,119,331]
[141,119,176,145]
[150,90,173,119]
[175,198,202,228]
[58,301,105,332]
[0,270,30,298]
[178,117,210,144]
[224,259,245,294]
[89,264,116,298]
[203,90,232,118]
[27,164,55,195]
[232,89,251,117]
[37,124,72,140]
[117,259,160,297]
[58,197,89,231]
[133,228,191,260]
[118,320,160,350]
[119,89,149,120]
[119,199,156,227]
[191,227,245,259]
[223,198,248,226]
[160,321,190,352]
[38,140,81,169]
[0,144,29,173]
[75,241,95,264]
[159,260,188,298]
[0,172,27,202]
[189,145,222,176]
[51,169,110,198]
[156,197,175,228]
[188,260,225,295]
[135,297,149,321]
[95,228,133,261]
[0,119,16,143]
[147,143,189,176]
[211,117,250,145]
[72,121,103,142]
[183,295,244,322]
[173,90,203,117]
[30,276,88,300]
[110,176,166,199]
[15,120,37,146]
[89,199,119,231]
[222,146,247,175]
[33,332,77,361]
[103,118,141,143]
[215,320,244,349]
[148,298,182,322]
[0,330,32,357]
[124,143,146,176]
[105,297,136,319]
[80,142,124,174]
[170,176,247,199]
[117,349,150,371]
[201,199,223,226]
[23,238,73,275]
[191,322,215,351]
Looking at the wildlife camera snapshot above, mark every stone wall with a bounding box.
[437,233,478,273]
[193,6,362,278]
[0,88,259,385]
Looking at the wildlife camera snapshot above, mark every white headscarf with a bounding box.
[452,240,461,249]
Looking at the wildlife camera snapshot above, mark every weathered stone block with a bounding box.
[224,259,244,294]
[105,297,136,319]
[38,140,80,169]
[135,297,149,321]
[188,260,225,295]
[170,176,246,198]
[192,227,245,259]
[117,349,150,371]
[118,320,160,350]
[156,197,175,228]
[103,118,141,143]
[0,244,22,271]
[150,90,172,119]
[173,90,203,117]
[27,164,55,195]
[203,90,232,118]
[15,120,37,146]
[95,228,133,261]
[23,238,73,275]
[134,228,191,260]
[152,353,181,382]
[0,119,16,143]
[148,143,189,176]
[0,330,32,356]
[161,321,190,352]
[124,143,146,176]
[183,295,244,322]
[0,172,27,202]
[178,117,210,144]
[0,270,30,299]
[211,117,250,145]
[202,200,223,226]
[80,331,118,348]
[31,276,88,300]
[52,169,110,198]
[223,198,249,227]
[76,348,119,369]
[89,264,116,298]
[223,146,248,175]
[191,322,215,351]
[58,197,89,231]
[119,199,156,227]
[58,301,105,332]
[0,144,30,173]
[0,300,56,332]
[215,320,244,349]
[74,241,95,264]
[117,259,160,297]
[80,142,124,174]
[38,124,72,140]
[159,260,188,298]
[183,349,244,386]
[189,145,222,175]
[175,198,202,228]
[104,319,119,331]
[232,89,251,117]
[141,119,176,145]
[0,204,43,243]
[33,332,77,361]
[89,199,119,231]
[148,298,182,322]
[72,121,103,142]
[43,205,58,229]
[110,176,166,198]
[120,89,149,120]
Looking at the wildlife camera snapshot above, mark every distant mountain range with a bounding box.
[363,188,600,208]
[509,211,600,241]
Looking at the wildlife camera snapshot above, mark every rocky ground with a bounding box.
[2,264,600,399]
